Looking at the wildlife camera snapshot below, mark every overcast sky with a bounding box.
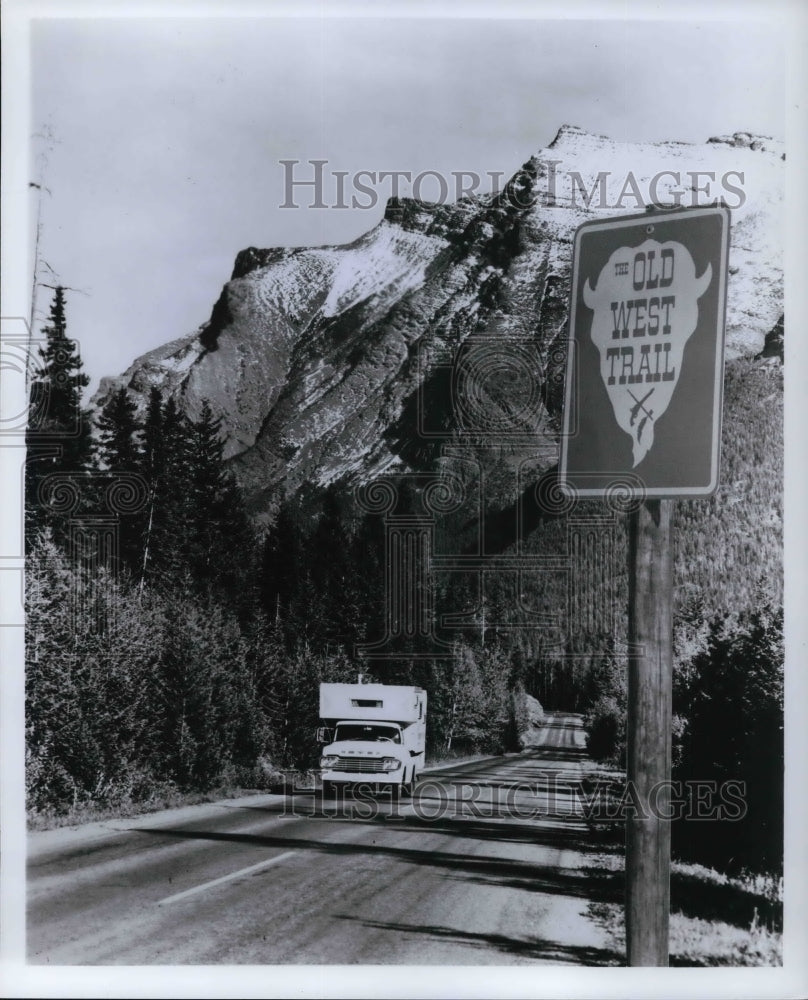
[28,12,786,393]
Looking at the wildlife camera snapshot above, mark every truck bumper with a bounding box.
[320,771,403,788]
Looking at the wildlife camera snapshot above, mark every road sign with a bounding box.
[560,206,731,497]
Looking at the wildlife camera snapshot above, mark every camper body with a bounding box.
[318,682,427,796]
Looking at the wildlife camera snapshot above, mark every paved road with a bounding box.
[28,713,622,965]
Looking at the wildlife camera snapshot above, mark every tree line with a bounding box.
[25,287,784,881]
[24,288,522,818]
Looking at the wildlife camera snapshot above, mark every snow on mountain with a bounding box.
[94,126,784,518]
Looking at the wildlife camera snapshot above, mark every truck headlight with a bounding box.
[320,756,339,768]
[381,757,401,772]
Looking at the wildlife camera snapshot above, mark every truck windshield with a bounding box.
[334,724,401,743]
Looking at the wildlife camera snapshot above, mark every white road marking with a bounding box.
[157,851,297,905]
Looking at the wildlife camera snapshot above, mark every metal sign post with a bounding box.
[559,205,730,966]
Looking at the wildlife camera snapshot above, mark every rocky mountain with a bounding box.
[94,125,784,520]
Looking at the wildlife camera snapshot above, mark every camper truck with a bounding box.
[318,680,427,797]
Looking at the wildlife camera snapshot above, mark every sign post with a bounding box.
[626,497,673,965]
[559,205,731,966]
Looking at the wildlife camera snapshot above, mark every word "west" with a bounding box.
[606,250,678,385]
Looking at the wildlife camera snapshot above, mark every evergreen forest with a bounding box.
[24,287,784,881]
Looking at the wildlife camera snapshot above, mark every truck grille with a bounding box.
[333,756,387,773]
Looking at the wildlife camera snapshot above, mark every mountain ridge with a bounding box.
[93,126,784,519]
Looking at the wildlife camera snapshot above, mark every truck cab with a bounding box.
[318,683,426,797]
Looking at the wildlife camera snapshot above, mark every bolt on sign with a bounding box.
[559,206,731,497]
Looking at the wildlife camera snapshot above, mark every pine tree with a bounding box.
[140,393,193,587]
[261,500,309,647]
[25,529,82,808]
[97,386,144,575]
[444,642,487,752]
[243,615,287,765]
[347,508,385,650]
[307,486,355,651]
[673,605,784,875]
[186,400,225,586]
[25,286,94,546]
[142,387,165,481]
[139,387,164,588]
[160,394,194,555]
[97,386,142,471]
[186,400,256,608]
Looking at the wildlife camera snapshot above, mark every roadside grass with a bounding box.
[578,754,782,965]
[585,852,783,966]
[26,751,508,832]
[26,782,271,832]
[589,899,782,967]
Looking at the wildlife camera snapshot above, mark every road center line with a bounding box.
[157,851,297,906]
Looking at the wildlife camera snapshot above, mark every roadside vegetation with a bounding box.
[586,854,782,966]
[26,287,784,928]
[25,289,523,826]
[581,359,784,882]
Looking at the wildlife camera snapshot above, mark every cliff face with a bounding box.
[94,126,784,517]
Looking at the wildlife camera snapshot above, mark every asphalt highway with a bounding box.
[27,712,622,965]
